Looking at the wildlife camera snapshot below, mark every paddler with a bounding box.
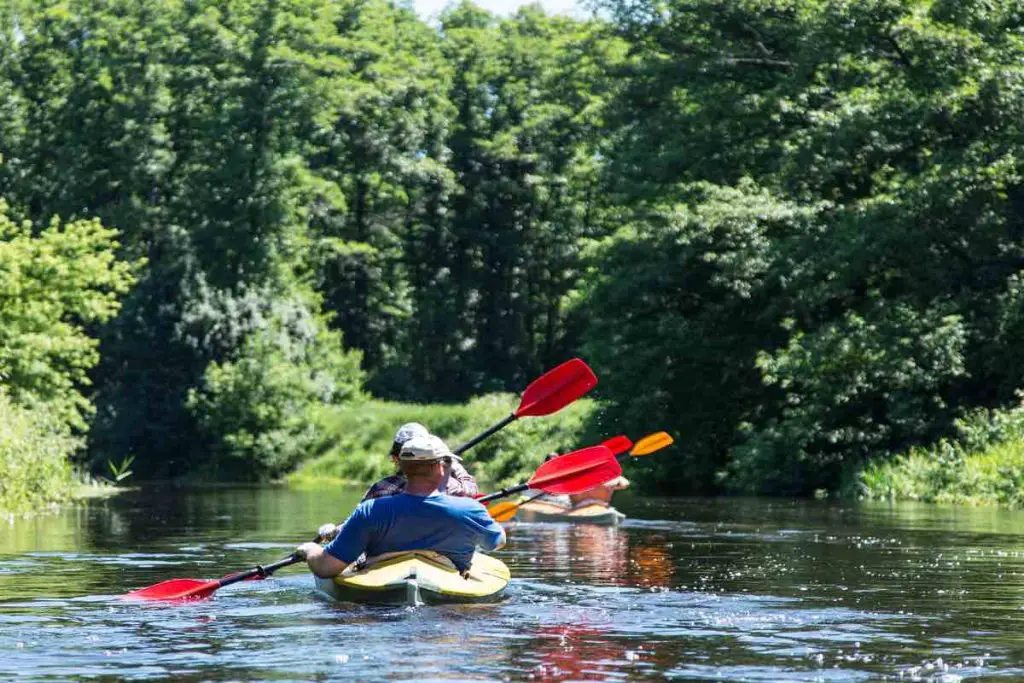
[297,434,506,578]
[316,422,480,543]
[568,474,630,509]
[531,452,630,510]
[361,422,479,501]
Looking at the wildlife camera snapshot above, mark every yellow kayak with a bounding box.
[313,551,510,607]
[516,500,626,526]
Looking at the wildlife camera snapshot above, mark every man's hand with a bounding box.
[296,541,348,578]
[295,541,321,561]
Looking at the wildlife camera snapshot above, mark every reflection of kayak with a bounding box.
[313,551,510,607]
[516,500,626,526]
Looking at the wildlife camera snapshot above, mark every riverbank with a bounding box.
[289,394,596,490]
[0,392,76,516]
[0,394,122,517]
[858,441,1024,506]
[857,408,1024,506]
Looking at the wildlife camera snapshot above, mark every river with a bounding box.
[1,486,1023,680]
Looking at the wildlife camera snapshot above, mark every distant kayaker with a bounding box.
[569,475,630,509]
[297,434,506,577]
[533,452,630,510]
[361,422,479,501]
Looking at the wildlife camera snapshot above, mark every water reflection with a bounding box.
[628,536,674,589]
[3,489,1024,679]
[527,625,622,681]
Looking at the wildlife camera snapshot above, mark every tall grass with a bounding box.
[290,394,597,490]
[857,406,1024,506]
[0,391,76,514]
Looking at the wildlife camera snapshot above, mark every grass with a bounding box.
[857,438,1024,507]
[0,391,77,515]
[289,393,597,490]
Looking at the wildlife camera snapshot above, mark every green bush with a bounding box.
[726,304,967,496]
[289,394,596,490]
[0,391,76,513]
[0,197,134,511]
[578,182,820,495]
[0,198,136,432]
[186,303,364,482]
[856,404,1024,506]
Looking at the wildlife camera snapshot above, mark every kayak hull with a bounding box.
[516,500,625,526]
[314,551,510,607]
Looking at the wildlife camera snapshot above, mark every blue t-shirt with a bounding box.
[325,492,505,571]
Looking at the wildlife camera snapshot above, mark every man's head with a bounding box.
[389,422,429,461]
[398,434,460,483]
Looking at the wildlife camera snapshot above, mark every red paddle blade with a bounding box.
[601,435,633,456]
[527,445,622,495]
[123,578,220,601]
[515,358,597,418]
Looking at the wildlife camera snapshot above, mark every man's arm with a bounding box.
[296,542,348,578]
[444,460,479,497]
[606,476,630,491]
[299,502,372,577]
[470,504,507,551]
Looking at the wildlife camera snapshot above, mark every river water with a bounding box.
[2,487,1023,681]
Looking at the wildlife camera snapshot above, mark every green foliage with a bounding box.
[858,404,1024,506]
[728,305,968,495]
[105,454,135,485]
[8,0,1024,501]
[186,304,364,481]
[579,182,820,493]
[0,390,75,513]
[0,198,136,432]
[582,0,1024,497]
[290,394,596,490]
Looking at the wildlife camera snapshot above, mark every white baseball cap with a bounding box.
[393,422,429,445]
[399,434,462,462]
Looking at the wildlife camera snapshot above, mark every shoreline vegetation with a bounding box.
[857,407,1024,507]
[6,0,1024,513]
[290,395,596,492]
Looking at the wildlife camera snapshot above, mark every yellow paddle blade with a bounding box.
[487,501,521,523]
[630,431,674,456]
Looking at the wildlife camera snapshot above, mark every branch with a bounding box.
[715,56,795,70]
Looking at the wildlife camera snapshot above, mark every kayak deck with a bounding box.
[516,500,626,526]
[314,551,510,607]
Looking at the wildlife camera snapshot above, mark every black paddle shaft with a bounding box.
[217,553,301,589]
[454,413,516,456]
[477,482,529,504]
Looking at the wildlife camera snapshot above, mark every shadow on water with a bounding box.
[3,488,1024,680]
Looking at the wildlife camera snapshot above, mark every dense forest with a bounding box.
[3,0,1024,510]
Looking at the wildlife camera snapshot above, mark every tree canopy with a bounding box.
[3,0,1024,497]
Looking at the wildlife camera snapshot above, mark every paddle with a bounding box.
[123,445,620,602]
[485,436,632,522]
[453,358,598,456]
[124,554,301,602]
[477,444,620,504]
[487,431,674,523]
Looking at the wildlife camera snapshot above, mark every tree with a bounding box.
[580,182,819,493]
[0,198,136,433]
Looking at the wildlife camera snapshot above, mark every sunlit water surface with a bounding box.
[3,487,1024,681]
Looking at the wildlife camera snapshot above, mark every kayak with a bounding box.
[516,500,626,526]
[313,551,510,607]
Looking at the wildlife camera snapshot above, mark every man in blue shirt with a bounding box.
[297,434,506,577]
